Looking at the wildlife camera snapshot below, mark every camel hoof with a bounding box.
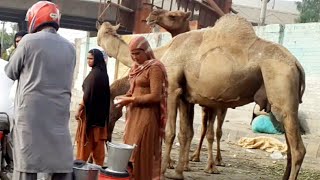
[165,171,184,179]
[215,160,226,167]
[183,165,191,172]
[204,166,220,174]
[167,159,176,169]
[190,153,200,162]
[204,161,220,174]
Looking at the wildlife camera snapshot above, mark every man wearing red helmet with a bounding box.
[4,1,75,179]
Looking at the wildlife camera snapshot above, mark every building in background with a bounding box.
[233,4,299,25]
[232,0,300,25]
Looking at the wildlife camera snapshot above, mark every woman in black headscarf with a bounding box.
[75,48,110,166]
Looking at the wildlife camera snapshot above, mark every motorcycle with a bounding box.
[0,112,13,180]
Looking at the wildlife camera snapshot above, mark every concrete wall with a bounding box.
[73,23,320,135]
[253,23,320,135]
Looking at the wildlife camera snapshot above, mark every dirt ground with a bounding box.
[69,111,320,180]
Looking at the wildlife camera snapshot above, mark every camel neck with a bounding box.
[171,24,191,37]
[103,35,132,68]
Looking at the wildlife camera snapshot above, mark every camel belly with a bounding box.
[184,49,262,108]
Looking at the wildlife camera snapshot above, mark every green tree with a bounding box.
[0,23,15,60]
[296,0,320,23]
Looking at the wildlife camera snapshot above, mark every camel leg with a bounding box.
[183,103,195,171]
[204,108,219,174]
[107,102,123,143]
[162,87,181,174]
[261,62,305,180]
[215,108,227,166]
[284,134,292,179]
[165,98,191,179]
[273,108,305,180]
[190,107,208,162]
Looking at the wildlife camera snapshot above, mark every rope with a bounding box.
[73,112,89,151]
[98,0,111,21]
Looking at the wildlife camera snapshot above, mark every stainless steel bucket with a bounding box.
[73,167,99,180]
[106,142,135,172]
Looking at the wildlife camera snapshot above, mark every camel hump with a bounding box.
[210,14,257,48]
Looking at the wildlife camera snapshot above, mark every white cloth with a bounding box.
[0,59,14,117]
[9,80,17,104]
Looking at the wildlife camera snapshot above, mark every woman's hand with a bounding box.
[75,104,84,120]
[115,96,135,107]
[75,110,81,120]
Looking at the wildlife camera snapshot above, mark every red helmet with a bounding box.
[25,1,61,33]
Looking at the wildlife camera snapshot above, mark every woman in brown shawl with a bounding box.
[75,48,110,166]
[115,36,168,180]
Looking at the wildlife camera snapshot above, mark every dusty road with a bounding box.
[69,108,320,180]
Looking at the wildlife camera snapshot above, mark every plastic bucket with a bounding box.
[106,142,135,172]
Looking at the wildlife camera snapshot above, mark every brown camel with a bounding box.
[147,9,191,37]
[104,9,223,173]
[147,9,227,171]
[97,15,306,180]
[95,20,218,173]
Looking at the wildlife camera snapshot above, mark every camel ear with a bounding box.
[96,21,102,30]
[185,12,192,20]
[113,24,120,31]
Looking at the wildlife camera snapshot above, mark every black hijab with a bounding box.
[82,49,110,127]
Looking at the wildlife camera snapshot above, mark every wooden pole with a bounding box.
[200,0,225,17]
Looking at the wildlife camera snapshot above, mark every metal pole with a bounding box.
[83,31,90,81]
[259,0,268,26]
[169,0,173,11]
[1,21,5,55]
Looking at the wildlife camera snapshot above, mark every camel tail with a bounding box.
[295,60,306,103]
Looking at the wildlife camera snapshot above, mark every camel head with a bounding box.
[146,9,191,36]
[96,21,120,46]
[96,21,132,67]
[96,21,122,57]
